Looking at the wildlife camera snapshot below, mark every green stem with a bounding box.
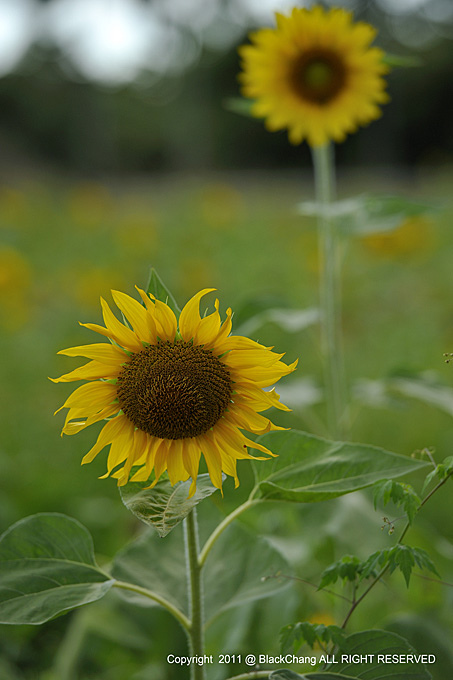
[311,142,346,439]
[199,499,262,567]
[113,580,190,630]
[184,508,206,680]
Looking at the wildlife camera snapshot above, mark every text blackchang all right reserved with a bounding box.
[257,654,436,665]
[319,654,436,665]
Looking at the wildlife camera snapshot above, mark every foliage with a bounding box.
[373,480,421,524]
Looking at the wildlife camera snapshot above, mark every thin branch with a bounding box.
[340,470,453,630]
[264,572,352,604]
[198,499,262,567]
[415,573,453,588]
[113,580,190,631]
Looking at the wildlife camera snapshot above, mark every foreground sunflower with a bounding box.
[52,287,297,496]
[238,5,389,147]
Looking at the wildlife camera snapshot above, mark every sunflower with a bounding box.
[52,287,297,496]
[238,5,389,147]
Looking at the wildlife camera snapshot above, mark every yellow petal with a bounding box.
[111,289,151,342]
[229,359,298,387]
[179,288,216,342]
[222,349,284,369]
[198,434,223,490]
[194,309,221,347]
[182,438,201,498]
[100,424,134,477]
[166,439,190,485]
[58,343,127,364]
[233,383,291,412]
[215,420,276,458]
[56,381,117,414]
[211,307,232,352]
[150,439,169,486]
[216,335,272,353]
[228,403,287,434]
[154,299,177,341]
[81,414,131,464]
[50,360,120,383]
[100,297,144,351]
[218,449,239,488]
[61,402,119,435]
[129,436,162,483]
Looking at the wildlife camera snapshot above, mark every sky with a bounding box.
[0,0,450,84]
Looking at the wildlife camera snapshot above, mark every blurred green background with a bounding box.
[1,0,453,678]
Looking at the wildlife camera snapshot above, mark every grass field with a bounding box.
[1,165,453,679]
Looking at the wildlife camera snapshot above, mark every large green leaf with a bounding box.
[252,431,428,503]
[112,514,289,623]
[270,630,432,679]
[119,474,220,537]
[146,268,180,314]
[112,523,188,615]
[325,629,432,679]
[203,521,290,624]
[0,514,114,625]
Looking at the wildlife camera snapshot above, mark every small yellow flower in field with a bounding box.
[67,182,113,230]
[71,267,129,309]
[198,183,244,230]
[0,188,28,228]
[238,5,389,147]
[361,216,435,258]
[0,246,32,330]
[52,288,297,496]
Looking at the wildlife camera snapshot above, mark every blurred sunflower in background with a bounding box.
[52,288,297,496]
[239,5,389,147]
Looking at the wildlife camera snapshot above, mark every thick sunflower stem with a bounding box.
[184,508,206,680]
[312,142,347,440]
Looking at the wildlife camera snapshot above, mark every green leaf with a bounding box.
[373,480,421,524]
[383,53,423,68]
[318,556,363,590]
[389,545,415,587]
[0,513,114,625]
[112,523,188,615]
[223,97,255,118]
[422,456,453,493]
[360,549,389,580]
[112,516,289,623]
[281,621,346,653]
[388,373,453,417]
[297,194,436,237]
[387,545,439,587]
[325,629,432,679]
[119,474,220,537]
[146,268,180,315]
[203,521,290,624]
[252,431,429,503]
[236,307,320,336]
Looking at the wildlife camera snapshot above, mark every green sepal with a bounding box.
[146,268,181,315]
[383,53,423,68]
[223,97,256,118]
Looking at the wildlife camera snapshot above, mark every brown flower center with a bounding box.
[289,49,347,105]
[117,340,232,439]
